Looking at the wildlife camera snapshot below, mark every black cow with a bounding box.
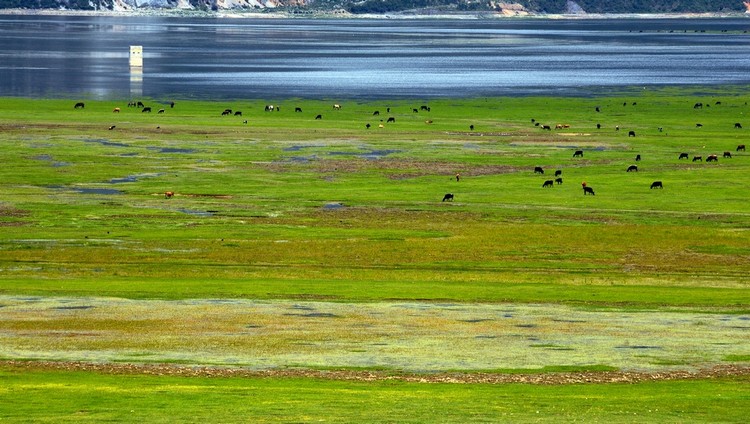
[542,180,554,188]
[635,154,641,161]
[295,107,302,113]
[693,156,702,162]
[737,144,746,152]
[595,106,600,112]
[694,102,703,109]
[142,107,152,113]
[315,114,322,120]
[413,108,419,113]
[373,111,380,116]
[723,151,732,158]
[735,123,742,129]
[137,101,145,108]
[696,123,703,128]
[596,123,601,129]
[679,153,689,160]
[234,111,242,116]
[534,166,544,174]
[573,150,584,157]
[108,125,116,130]
[706,154,718,162]
[74,102,85,109]
[469,125,474,131]
[170,101,175,108]
[420,105,429,111]
[442,193,454,202]
[387,117,395,123]
[221,110,230,116]
[650,181,663,189]
[158,109,165,114]
[627,165,638,172]
[628,130,636,137]
[554,170,562,177]
[583,186,595,195]
[555,178,563,185]
[365,123,371,129]
[542,125,551,130]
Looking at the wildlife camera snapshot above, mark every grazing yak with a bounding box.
[373,111,380,116]
[333,104,341,110]
[387,117,395,123]
[693,155,702,162]
[555,178,563,185]
[650,181,663,189]
[315,114,322,120]
[738,144,746,152]
[583,186,595,195]
[295,107,302,113]
[165,191,174,198]
[108,125,116,130]
[554,170,562,177]
[113,107,120,113]
[442,193,454,202]
[735,123,742,129]
[542,180,554,188]
[470,125,474,131]
[534,166,544,174]
[573,150,584,158]
[635,154,641,161]
[706,154,718,162]
[628,130,636,137]
[234,111,242,116]
[137,101,145,108]
[541,125,551,130]
[723,151,732,158]
[142,107,152,113]
[74,102,85,109]
[158,109,165,114]
[627,165,638,172]
[679,153,689,160]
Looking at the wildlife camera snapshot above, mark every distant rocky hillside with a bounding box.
[0,0,747,14]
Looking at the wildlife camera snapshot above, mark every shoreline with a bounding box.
[1,8,748,20]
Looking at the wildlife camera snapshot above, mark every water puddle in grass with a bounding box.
[107,173,163,184]
[47,185,123,195]
[322,202,344,210]
[53,305,95,310]
[33,154,69,167]
[328,149,400,160]
[82,138,130,148]
[147,147,197,154]
[177,209,214,217]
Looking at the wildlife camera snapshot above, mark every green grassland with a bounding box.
[0,89,749,421]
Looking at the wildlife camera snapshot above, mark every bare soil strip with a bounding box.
[2,360,747,385]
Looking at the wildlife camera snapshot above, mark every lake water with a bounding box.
[1,15,749,100]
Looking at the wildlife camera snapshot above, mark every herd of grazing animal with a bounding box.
[71,99,745,203]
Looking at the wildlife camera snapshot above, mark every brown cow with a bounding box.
[706,154,718,162]
[165,191,174,198]
[113,107,120,113]
[723,151,732,158]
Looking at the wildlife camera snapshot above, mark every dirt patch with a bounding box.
[0,206,29,218]
[259,159,524,179]
[2,360,747,385]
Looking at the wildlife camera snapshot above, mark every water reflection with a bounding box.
[0,15,749,100]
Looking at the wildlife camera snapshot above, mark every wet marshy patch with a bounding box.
[177,209,214,217]
[81,138,131,148]
[284,312,340,318]
[108,173,163,184]
[52,305,95,310]
[147,147,197,154]
[323,202,345,210]
[47,185,123,195]
[33,154,69,167]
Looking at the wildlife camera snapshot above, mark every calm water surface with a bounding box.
[1,15,749,100]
